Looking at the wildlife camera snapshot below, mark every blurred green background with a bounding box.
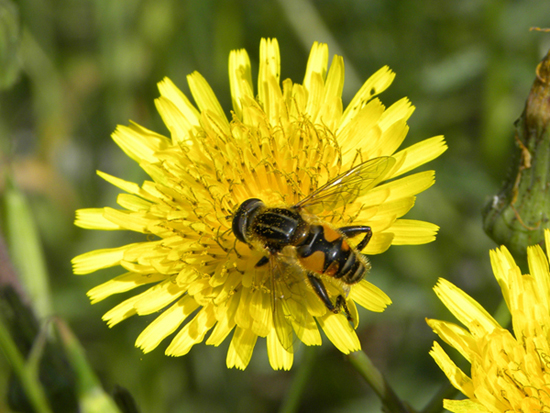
[1,0,549,412]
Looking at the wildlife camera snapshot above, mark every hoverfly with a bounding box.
[232,156,395,349]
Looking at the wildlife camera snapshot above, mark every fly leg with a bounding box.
[255,255,269,267]
[338,226,372,251]
[307,274,353,322]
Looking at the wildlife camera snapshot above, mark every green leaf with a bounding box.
[3,177,52,318]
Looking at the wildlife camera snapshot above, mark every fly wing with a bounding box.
[270,254,314,352]
[294,156,395,213]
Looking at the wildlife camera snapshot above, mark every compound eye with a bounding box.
[232,198,264,243]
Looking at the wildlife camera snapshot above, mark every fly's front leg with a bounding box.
[338,225,372,251]
[255,255,269,267]
[307,274,353,322]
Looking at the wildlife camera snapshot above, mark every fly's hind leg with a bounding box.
[338,225,372,251]
[307,274,353,323]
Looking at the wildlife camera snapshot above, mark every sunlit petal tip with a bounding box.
[429,341,474,398]
[186,72,228,127]
[86,273,167,304]
[75,208,120,230]
[350,281,392,312]
[75,38,444,370]
[72,246,127,275]
[303,41,329,89]
[392,135,447,177]
[229,48,253,117]
[389,220,439,245]
[267,331,293,371]
[226,327,258,370]
[319,314,361,354]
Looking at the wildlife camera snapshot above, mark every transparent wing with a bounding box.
[294,156,395,213]
[269,254,313,352]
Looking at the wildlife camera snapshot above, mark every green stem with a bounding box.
[420,382,457,413]
[279,345,318,413]
[348,350,414,413]
[0,315,53,413]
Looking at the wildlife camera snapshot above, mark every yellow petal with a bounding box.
[304,71,325,119]
[158,77,201,132]
[426,319,475,363]
[206,292,239,346]
[166,307,217,356]
[117,194,152,212]
[266,330,293,371]
[96,171,142,195]
[318,314,360,354]
[72,244,138,274]
[226,327,258,370]
[187,72,228,132]
[429,341,475,399]
[135,295,199,353]
[102,208,150,233]
[366,171,435,206]
[489,246,517,308]
[155,96,197,145]
[378,97,415,132]
[391,135,447,177]
[377,119,409,158]
[249,289,272,337]
[337,99,384,157]
[133,277,185,316]
[443,399,490,413]
[111,123,169,164]
[102,294,141,327]
[87,272,166,304]
[258,38,280,111]
[388,219,439,245]
[527,244,550,311]
[367,197,415,223]
[264,73,288,125]
[350,280,392,312]
[75,208,121,230]
[316,55,344,129]
[433,278,500,335]
[323,55,344,102]
[234,287,253,330]
[294,312,322,346]
[229,48,253,119]
[302,41,328,94]
[363,231,394,255]
[339,66,395,131]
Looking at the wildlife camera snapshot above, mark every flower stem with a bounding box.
[420,382,457,413]
[0,315,53,413]
[348,350,414,413]
[279,345,318,413]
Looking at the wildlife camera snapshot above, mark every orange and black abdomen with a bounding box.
[296,224,366,284]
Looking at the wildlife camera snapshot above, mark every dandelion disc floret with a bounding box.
[73,38,446,370]
[428,229,550,412]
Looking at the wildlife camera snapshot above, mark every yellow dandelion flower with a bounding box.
[73,38,446,370]
[428,229,550,412]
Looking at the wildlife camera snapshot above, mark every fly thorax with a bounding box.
[251,207,308,250]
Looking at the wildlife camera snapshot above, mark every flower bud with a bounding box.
[483,50,550,258]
